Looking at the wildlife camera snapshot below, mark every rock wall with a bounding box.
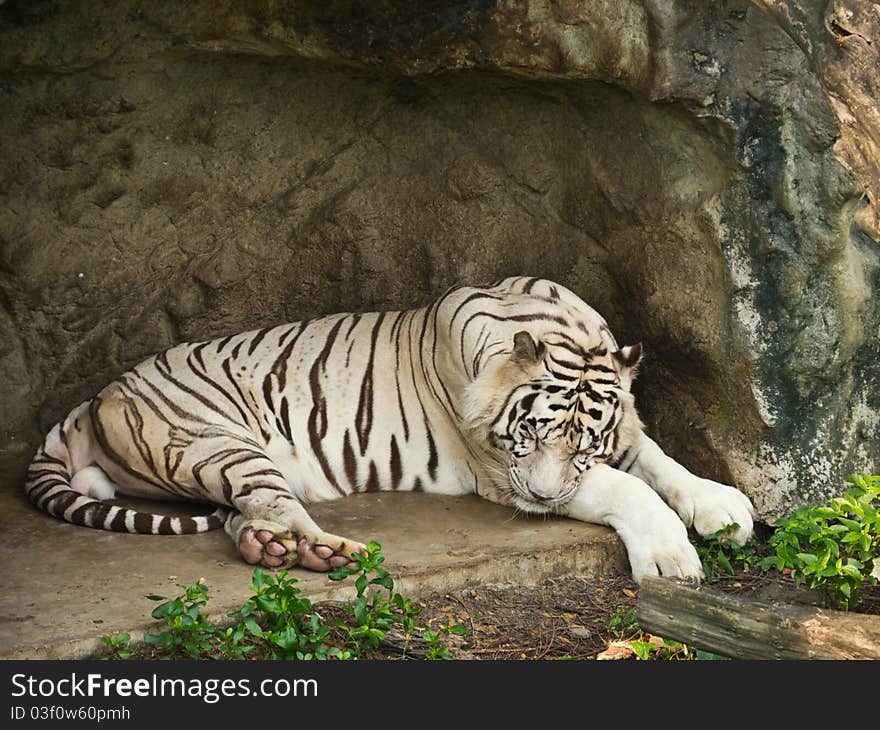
[1,0,877,519]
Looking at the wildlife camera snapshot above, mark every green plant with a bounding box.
[144,580,218,658]
[329,540,468,659]
[103,541,466,660]
[761,473,880,610]
[423,621,471,660]
[216,622,254,660]
[695,523,761,580]
[630,637,727,661]
[230,568,339,660]
[599,606,639,636]
[328,541,398,653]
[100,632,132,660]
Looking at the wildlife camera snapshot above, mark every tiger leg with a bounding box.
[90,386,365,570]
[620,433,755,545]
[562,463,703,584]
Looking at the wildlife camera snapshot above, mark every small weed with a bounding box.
[695,522,761,580]
[599,606,639,636]
[144,580,216,658]
[423,621,471,660]
[99,632,132,660]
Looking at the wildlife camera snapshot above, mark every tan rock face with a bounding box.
[753,0,880,242]
[0,0,877,518]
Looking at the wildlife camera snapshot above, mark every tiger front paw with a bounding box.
[612,495,704,584]
[670,477,756,546]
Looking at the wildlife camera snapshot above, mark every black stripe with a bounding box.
[393,311,411,441]
[447,291,504,337]
[45,491,80,515]
[121,396,158,474]
[221,357,261,429]
[279,396,293,444]
[111,508,129,531]
[364,461,380,492]
[389,435,402,490]
[271,320,312,391]
[355,313,385,455]
[307,318,348,496]
[430,300,460,419]
[134,512,154,533]
[247,326,274,356]
[343,429,358,490]
[179,516,198,533]
[346,313,362,339]
[241,468,285,479]
[215,334,235,353]
[262,374,275,418]
[424,414,438,481]
[218,452,270,503]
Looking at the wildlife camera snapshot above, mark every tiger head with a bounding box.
[464,330,643,513]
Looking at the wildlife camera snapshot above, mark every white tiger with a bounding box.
[25,276,754,583]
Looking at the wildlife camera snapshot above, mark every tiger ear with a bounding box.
[512,331,545,368]
[612,343,643,390]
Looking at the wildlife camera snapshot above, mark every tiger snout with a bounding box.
[509,461,580,506]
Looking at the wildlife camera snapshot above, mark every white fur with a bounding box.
[624,434,755,546]
[69,465,117,501]
[563,464,704,583]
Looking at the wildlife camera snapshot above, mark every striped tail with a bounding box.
[25,422,227,535]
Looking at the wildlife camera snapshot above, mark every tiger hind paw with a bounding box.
[238,522,298,570]
[297,532,366,572]
[237,521,365,572]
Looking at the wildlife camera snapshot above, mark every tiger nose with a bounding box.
[526,485,556,501]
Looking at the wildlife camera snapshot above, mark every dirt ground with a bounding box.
[407,567,880,660]
[403,516,880,659]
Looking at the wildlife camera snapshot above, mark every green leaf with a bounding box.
[251,568,267,591]
[837,517,862,531]
[630,641,653,660]
[371,573,394,590]
[150,599,181,620]
[328,565,354,581]
[273,627,299,651]
[353,595,368,624]
[146,594,167,601]
[255,595,279,613]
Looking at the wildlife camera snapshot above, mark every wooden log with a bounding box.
[637,575,880,660]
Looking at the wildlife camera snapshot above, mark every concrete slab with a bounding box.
[0,489,627,659]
